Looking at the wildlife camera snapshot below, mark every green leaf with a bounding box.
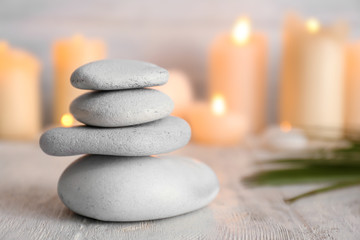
[243,134,360,203]
[243,165,360,186]
[285,180,360,203]
[264,158,360,166]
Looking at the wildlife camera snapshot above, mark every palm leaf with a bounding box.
[284,180,360,204]
[243,136,360,203]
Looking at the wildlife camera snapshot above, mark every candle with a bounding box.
[261,122,308,152]
[187,95,246,145]
[209,17,267,135]
[345,41,360,131]
[152,69,193,118]
[0,41,41,140]
[279,13,347,139]
[53,34,106,125]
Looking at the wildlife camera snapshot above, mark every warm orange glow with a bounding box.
[232,17,251,45]
[211,94,226,116]
[280,121,292,132]
[0,41,8,53]
[306,18,320,33]
[61,113,74,127]
[72,34,84,43]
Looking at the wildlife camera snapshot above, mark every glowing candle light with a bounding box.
[212,94,226,115]
[210,16,267,135]
[61,113,74,127]
[232,17,251,45]
[187,95,246,146]
[306,18,320,34]
[280,121,292,132]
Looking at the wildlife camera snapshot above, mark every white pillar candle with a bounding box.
[0,42,41,140]
[187,95,246,146]
[280,14,347,139]
[262,122,308,152]
[209,17,267,135]
[153,70,193,119]
[345,41,360,132]
[53,34,106,125]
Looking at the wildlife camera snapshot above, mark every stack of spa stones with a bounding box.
[40,59,219,222]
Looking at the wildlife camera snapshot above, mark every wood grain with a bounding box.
[0,142,359,239]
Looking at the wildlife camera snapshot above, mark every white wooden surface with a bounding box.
[0,141,359,239]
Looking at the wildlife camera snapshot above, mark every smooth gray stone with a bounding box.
[39,116,191,156]
[58,155,219,222]
[71,59,168,90]
[70,88,174,127]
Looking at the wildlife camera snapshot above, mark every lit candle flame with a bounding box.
[232,17,251,45]
[306,18,320,34]
[280,121,292,132]
[61,113,74,127]
[211,94,226,116]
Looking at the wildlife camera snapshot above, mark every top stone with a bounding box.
[71,59,169,90]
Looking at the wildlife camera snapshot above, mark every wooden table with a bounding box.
[1,141,359,239]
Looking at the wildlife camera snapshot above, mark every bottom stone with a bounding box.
[58,155,219,222]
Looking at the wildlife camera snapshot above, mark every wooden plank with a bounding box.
[0,142,359,239]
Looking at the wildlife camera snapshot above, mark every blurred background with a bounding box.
[1,0,360,145]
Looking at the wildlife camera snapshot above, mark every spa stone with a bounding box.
[71,59,168,90]
[40,116,191,156]
[58,155,219,221]
[70,88,174,127]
